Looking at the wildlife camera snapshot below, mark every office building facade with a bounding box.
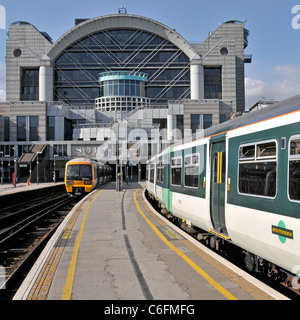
[0,13,250,181]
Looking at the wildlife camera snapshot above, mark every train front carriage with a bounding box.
[65,158,96,196]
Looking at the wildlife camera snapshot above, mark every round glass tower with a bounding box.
[95,71,150,114]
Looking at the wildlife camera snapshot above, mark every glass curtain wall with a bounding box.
[54,29,190,106]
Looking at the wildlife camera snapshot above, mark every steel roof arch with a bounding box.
[46,14,199,62]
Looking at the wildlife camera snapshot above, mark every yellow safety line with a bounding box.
[62,189,103,300]
[219,151,223,184]
[134,188,238,300]
[217,152,220,184]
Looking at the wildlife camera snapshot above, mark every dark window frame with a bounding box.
[184,153,200,188]
[288,135,300,202]
[171,156,182,186]
[238,140,277,198]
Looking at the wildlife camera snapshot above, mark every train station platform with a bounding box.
[0,181,64,196]
[13,181,287,302]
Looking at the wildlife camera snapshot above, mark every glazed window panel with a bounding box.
[66,165,92,180]
[17,116,26,141]
[150,164,155,182]
[146,164,149,180]
[289,137,300,201]
[54,29,190,106]
[171,156,182,186]
[239,145,255,160]
[290,138,300,155]
[257,142,277,158]
[238,141,277,197]
[239,162,277,197]
[156,162,160,182]
[156,161,164,183]
[221,151,226,184]
[184,153,200,188]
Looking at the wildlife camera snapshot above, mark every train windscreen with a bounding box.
[66,164,92,180]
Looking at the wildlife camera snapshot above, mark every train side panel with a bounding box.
[171,143,208,225]
[226,204,300,273]
[146,103,300,276]
[225,115,300,273]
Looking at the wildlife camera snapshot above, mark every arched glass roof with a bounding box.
[54,28,190,106]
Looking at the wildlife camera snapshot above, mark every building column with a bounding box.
[39,65,53,102]
[167,114,175,141]
[190,57,204,100]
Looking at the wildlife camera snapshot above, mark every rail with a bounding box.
[0,192,76,299]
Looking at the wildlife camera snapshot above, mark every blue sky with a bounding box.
[0,0,299,109]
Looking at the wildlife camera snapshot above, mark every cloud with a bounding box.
[0,89,5,101]
[245,64,300,110]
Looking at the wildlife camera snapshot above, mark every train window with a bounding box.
[221,152,226,183]
[80,165,92,179]
[290,138,300,155]
[156,163,160,182]
[157,161,164,183]
[238,140,277,197]
[257,142,276,158]
[213,153,218,183]
[184,153,200,188]
[146,164,149,181]
[213,151,226,184]
[150,164,155,182]
[66,165,79,179]
[171,156,182,186]
[185,156,191,166]
[66,164,92,180]
[239,145,255,160]
[289,137,300,201]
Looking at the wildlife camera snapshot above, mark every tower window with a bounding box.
[21,69,39,101]
[204,67,222,99]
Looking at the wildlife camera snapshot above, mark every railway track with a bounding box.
[0,192,77,300]
[145,190,300,300]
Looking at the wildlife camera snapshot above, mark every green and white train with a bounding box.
[146,94,300,278]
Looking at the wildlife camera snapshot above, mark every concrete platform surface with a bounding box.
[0,182,64,196]
[13,181,287,301]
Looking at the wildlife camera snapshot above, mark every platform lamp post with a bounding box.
[13,147,16,188]
[29,162,32,184]
[53,154,58,183]
[116,120,119,191]
[36,151,42,185]
[120,154,123,192]
[4,154,10,183]
[0,151,3,185]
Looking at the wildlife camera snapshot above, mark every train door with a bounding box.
[210,141,227,234]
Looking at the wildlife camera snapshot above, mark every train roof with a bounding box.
[147,94,300,161]
[67,157,94,163]
[67,158,109,167]
[204,94,300,138]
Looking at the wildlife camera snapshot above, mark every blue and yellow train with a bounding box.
[146,94,300,279]
[65,158,112,196]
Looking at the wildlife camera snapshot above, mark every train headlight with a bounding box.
[84,181,92,185]
[66,181,74,185]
